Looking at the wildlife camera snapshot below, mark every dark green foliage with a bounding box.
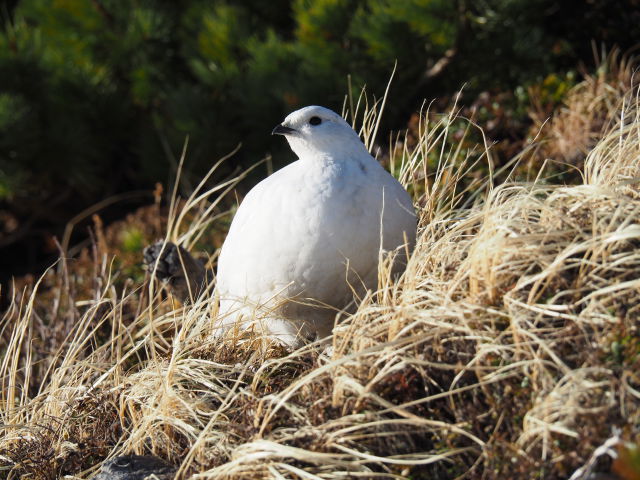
[0,0,638,281]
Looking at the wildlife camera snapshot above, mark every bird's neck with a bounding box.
[291,139,371,164]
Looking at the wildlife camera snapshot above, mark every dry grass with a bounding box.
[1,70,640,480]
[529,48,639,174]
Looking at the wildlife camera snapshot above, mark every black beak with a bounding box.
[272,124,297,136]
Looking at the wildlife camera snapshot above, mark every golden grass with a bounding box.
[530,48,638,173]
[1,73,640,479]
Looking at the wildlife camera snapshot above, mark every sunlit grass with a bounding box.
[1,65,640,479]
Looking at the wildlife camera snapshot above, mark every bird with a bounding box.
[144,106,416,348]
[214,106,416,347]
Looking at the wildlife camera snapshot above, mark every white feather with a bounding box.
[216,106,416,347]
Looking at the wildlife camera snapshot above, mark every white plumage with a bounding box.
[216,106,416,347]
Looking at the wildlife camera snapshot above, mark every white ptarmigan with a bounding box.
[215,106,417,347]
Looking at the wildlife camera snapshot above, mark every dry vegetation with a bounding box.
[1,61,640,480]
[527,49,640,177]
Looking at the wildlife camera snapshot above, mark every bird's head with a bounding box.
[272,106,367,159]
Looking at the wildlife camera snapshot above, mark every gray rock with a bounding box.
[93,455,176,480]
[143,241,207,303]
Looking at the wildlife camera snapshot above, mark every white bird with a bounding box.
[215,106,416,347]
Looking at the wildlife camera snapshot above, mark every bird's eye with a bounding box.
[309,116,322,126]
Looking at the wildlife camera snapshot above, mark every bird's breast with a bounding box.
[217,157,412,308]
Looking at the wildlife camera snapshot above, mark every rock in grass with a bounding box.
[94,455,176,480]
